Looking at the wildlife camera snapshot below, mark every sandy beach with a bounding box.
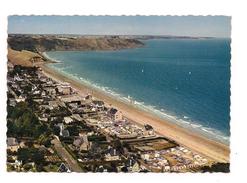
[40,63,230,163]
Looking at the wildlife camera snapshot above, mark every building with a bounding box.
[64,116,74,124]
[56,123,69,137]
[43,86,56,96]
[60,95,84,104]
[15,95,26,103]
[57,85,72,95]
[61,130,70,137]
[30,56,43,64]
[7,138,19,152]
[71,114,83,122]
[85,94,92,103]
[104,154,120,161]
[131,162,140,172]
[73,135,91,151]
[141,154,150,161]
[9,98,16,107]
[58,163,71,173]
[7,62,14,71]
[92,100,105,110]
[108,108,123,121]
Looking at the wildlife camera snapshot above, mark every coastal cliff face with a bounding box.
[8,35,144,52]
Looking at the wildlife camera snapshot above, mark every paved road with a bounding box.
[51,138,82,172]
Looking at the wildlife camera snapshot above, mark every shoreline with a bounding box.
[47,61,229,145]
[39,62,230,163]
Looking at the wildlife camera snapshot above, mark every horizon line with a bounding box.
[7,33,231,39]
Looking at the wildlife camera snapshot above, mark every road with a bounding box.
[51,137,83,172]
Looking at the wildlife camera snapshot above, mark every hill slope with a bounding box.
[8,35,144,52]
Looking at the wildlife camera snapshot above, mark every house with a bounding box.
[9,98,16,107]
[7,62,14,71]
[141,154,150,161]
[104,154,120,161]
[7,137,19,152]
[104,147,120,161]
[71,114,83,122]
[41,91,46,97]
[85,94,92,102]
[68,103,78,112]
[30,56,43,63]
[131,162,140,172]
[57,85,71,95]
[32,90,41,95]
[73,135,91,151]
[64,116,74,124]
[15,95,26,103]
[61,129,70,137]
[143,124,155,136]
[48,101,59,108]
[43,86,56,96]
[117,133,138,139]
[40,104,54,111]
[108,108,123,121]
[38,117,48,122]
[56,123,67,137]
[60,95,84,104]
[7,159,22,170]
[33,98,44,104]
[144,124,153,131]
[92,100,105,110]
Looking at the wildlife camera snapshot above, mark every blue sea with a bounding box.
[45,38,231,144]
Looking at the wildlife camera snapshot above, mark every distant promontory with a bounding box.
[8,34,145,53]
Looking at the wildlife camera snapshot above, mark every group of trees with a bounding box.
[201,162,230,173]
[7,102,49,138]
[17,147,47,171]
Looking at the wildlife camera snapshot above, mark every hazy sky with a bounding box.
[8,16,231,38]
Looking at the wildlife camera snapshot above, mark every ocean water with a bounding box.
[45,38,231,144]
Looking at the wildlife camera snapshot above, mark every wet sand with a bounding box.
[40,63,230,163]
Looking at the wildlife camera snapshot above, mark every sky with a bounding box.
[8,16,231,38]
